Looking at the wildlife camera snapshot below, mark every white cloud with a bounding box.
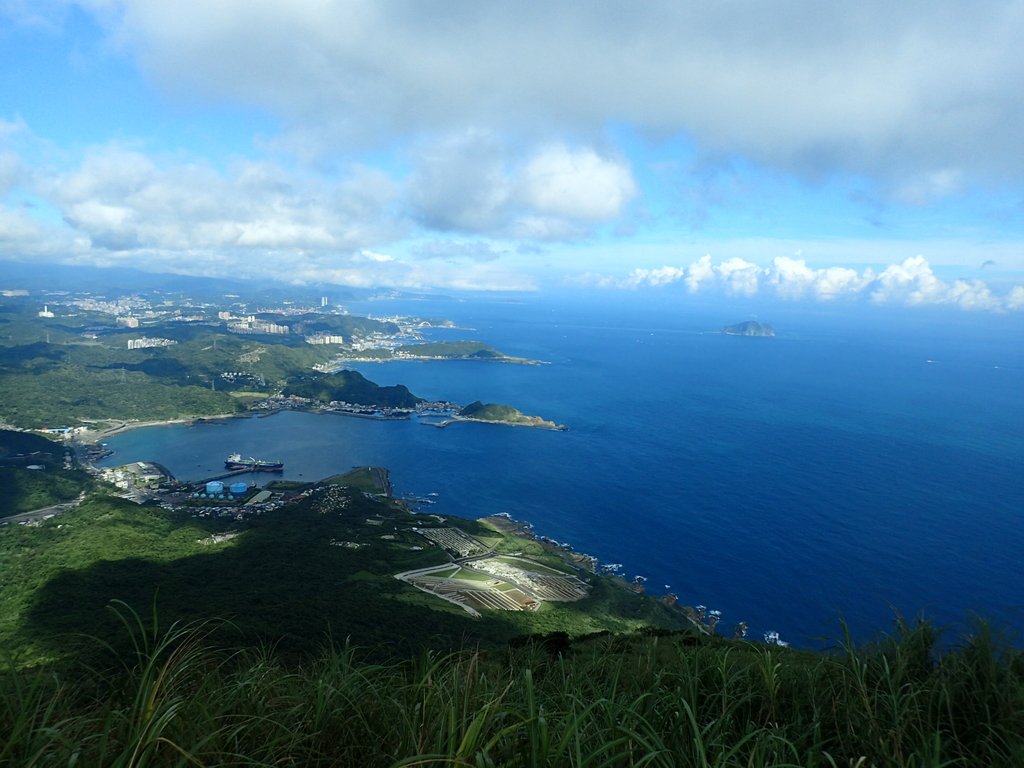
[32,145,403,258]
[411,239,507,262]
[770,256,872,300]
[581,253,1024,312]
[0,205,45,246]
[81,1,1024,187]
[405,134,636,239]
[0,134,545,290]
[0,150,25,194]
[871,255,945,305]
[874,262,1005,311]
[716,258,763,297]
[352,250,395,264]
[622,265,685,288]
[0,117,28,140]
[892,169,965,205]
[685,254,715,293]
[518,146,636,221]
[405,130,512,233]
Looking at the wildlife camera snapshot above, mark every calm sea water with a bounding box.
[99,294,1024,646]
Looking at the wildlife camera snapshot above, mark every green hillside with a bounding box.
[1,483,686,666]
[460,401,521,420]
[0,474,1021,766]
[0,365,243,428]
[283,370,423,408]
[459,401,566,429]
[0,430,92,517]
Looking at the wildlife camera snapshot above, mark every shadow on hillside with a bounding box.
[22,499,545,663]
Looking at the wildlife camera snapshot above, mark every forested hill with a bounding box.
[283,369,423,408]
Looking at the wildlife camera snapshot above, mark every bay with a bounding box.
[98,294,1024,646]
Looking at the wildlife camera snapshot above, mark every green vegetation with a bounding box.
[0,301,542,428]
[451,567,494,583]
[459,401,566,430]
[0,300,415,428]
[1,608,1021,766]
[391,339,538,364]
[0,430,92,517]
[398,340,509,359]
[6,295,1021,765]
[324,466,390,494]
[269,312,399,339]
[0,429,65,467]
[0,468,91,518]
[460,401,520,420]
[0,494,218,662]
[0,365,243,428]
[0,485,687,667]
[283,369,423,408]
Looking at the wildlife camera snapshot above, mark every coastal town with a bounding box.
[0,282,723,634]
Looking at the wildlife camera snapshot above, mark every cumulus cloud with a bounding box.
[622,265,685,288]
[406,134,636,239]
[581,254,1024,312]
[685,255,715,293]
[716,258,762,297]
[0,119,631,288]
[34,146,401,257]
[770,256,872,300]
[871,256,1003,310]
[0,127,549,291]
[80,0,1024,187]
[518,146,636,221]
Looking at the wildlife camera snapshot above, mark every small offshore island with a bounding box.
[722,320,775,337]
[425,401,568,431]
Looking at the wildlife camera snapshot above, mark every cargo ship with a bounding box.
[224,453,285,472]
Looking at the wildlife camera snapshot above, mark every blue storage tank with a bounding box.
[229,481,248,495]
[206,480,225,495]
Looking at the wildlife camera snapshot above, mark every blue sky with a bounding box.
[2,1,1023,310]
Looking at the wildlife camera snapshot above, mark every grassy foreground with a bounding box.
[2,605,1022,767]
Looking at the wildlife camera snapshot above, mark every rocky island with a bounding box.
[427,401,567,430]
[722,320,775,337]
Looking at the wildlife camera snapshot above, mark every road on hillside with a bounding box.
[0,492,87,526]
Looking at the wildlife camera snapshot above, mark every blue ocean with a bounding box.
[98,293,1024,647]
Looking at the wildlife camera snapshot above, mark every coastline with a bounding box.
[328,354,545,366]
[77,413,243,443]
[477,512,707,635]
[422,416,568,431]
[65,410,713,639]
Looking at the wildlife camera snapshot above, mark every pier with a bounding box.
[194,468,253,485]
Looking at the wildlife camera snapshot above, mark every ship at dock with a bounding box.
[224,453,284,472]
